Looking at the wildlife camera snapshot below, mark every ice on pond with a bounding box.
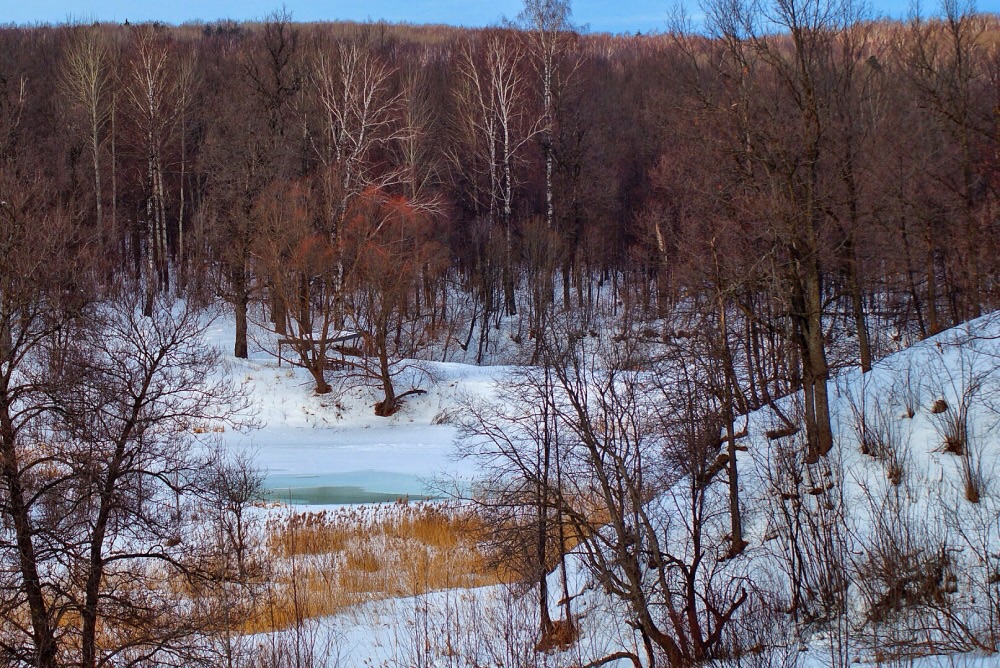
[262,470,438,505]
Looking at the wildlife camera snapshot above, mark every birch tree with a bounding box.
[312,40,404,321]
[123,27,181,316]
[59,27,112,229]
[454,32,536,318]
[518,0,574,231]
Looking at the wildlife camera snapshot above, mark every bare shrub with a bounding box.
[845,376,909,485]
[376,581,587,668]
[960,443,984,504]
[763,426,849,628]
[716,581,802,668]
[253,619,341,668]
[857,519,954,625]
[924,332,999,505]
[898,360,923,419]
[938,467,1000,652]
[850,472,1000,659]
[936,403,968,456]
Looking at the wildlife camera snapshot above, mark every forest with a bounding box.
[1,0,1000,665]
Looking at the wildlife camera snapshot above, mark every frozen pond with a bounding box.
[262,471,441,505]
[243,423,477,506]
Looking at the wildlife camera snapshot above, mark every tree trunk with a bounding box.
[0,418,57,668]
[155,158,170,292]
[374,344,395,415]
[111,93,117,236]
[233,265,249,359]
[91,111,102,229]
[144,150,157,317]
[81,507,111,668]
[537,379,553,638]
[271,287,287,336]
[307,363,331,395]
[178,108,186,291]
[803,288,834,464]
[846,240,871,373]
[717,295,744,556]
[926,239,941,336]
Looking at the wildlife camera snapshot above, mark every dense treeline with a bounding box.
[4,0,999,501]
[2,5,996,390]
[1,1,999,664]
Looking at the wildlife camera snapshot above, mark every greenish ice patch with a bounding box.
[262,471,438,505]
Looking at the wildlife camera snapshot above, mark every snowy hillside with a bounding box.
[207,309,1000,667]
[730,314,1000,666]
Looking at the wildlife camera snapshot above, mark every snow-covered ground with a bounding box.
[202,306,1000,667]
[203,314,505,504]
[733,313,1000,667]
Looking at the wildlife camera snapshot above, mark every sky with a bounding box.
[2,0,968,34]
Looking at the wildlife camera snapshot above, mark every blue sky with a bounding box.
[3,0,958,34]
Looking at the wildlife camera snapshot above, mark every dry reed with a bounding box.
[244,500,500,633]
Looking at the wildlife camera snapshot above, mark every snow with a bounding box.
[201,304,1000,666]
[202,312,504,503]
[729,313,1000,666]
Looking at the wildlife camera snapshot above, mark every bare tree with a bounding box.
[0,170,251,665]
[122,26,182,315]
[903,1,996,326]
[454,32,538,317]
[340,189,445,415]
[698,0,864,462]
[255,177,443,410]
[517,0,576,231]
[61,291,251,668]
[175,46,199,287]
[59,27,113,229]
[547,325,748,665]
[242,7,304,335]
[397,63,445,209]
[456,363,568,646]
[253,176,339,394]
[312,39,405,320]
[460,311,750,665]
[0,169,90,668]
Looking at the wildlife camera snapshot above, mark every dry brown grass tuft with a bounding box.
[244,501,500,633]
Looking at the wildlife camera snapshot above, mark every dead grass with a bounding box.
[244,501,501,633]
